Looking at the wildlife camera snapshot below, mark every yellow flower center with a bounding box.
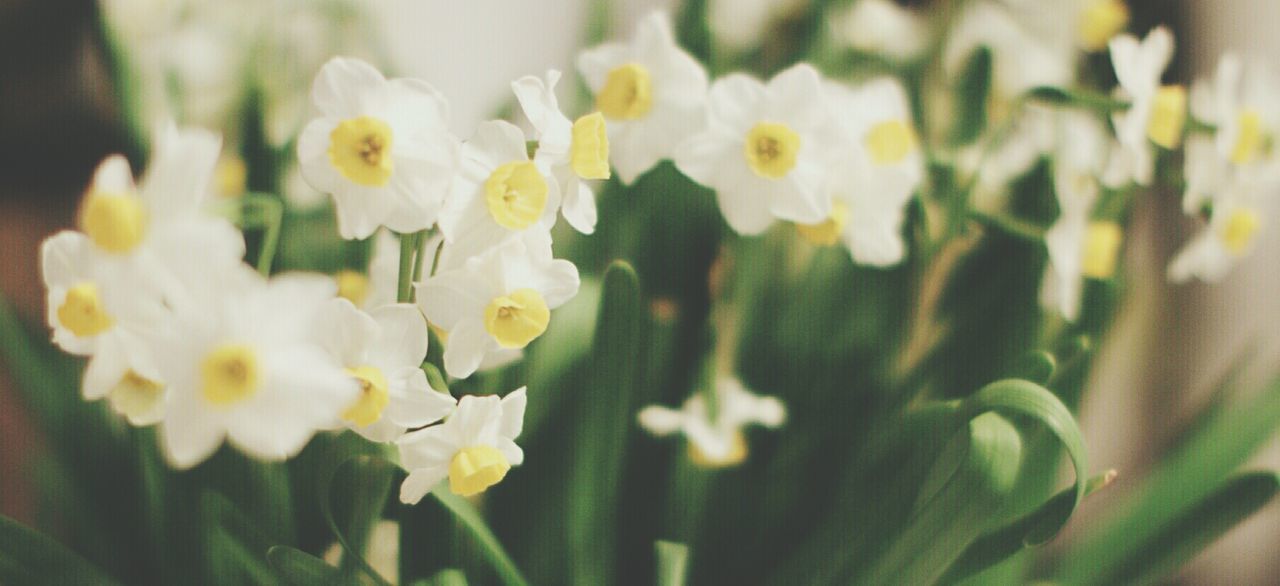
[744,122,801,179]
[1147,85,1187,150]
[484,161,549,230]
[1220,207,1262,254]
[571,112,611,180]
[796,201,850,246]
[687,430,749,469]
[1079,0,1130,52]
[342,365,390,427]
[216,157,248,198]
[57,282,115,337]
[328,116,395,187]
[108,370,165,421]
[1231,109,1266,165]
[596,63,653,121]
[483,288,551,349]
[865,119,916,166]
[1082,221,1124,279]
[335,270,370,306]
[81,192,148,254]
[201,344,260,407]
[448,445,511,496]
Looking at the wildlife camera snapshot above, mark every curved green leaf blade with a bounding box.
[266,545,346,585]
[0,514,122,585]
[431,487,530,586]
[320,456,395,586]
[655,541,690,586]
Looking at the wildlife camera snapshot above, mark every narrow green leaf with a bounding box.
[320,456,396,586]
[266,545,346,585]
[1010,351,1057,385]
[201,491,279,586]
[0,515,122,585]
[423,568,469,586]
[951,46,993,145]
[655,541,691,586]
[568,262,645,586]
[1027,86,1128,112]
[861,413,1024,584]
[1103,471,1280,586]
[430,487,530,586]
[520,278,601,441]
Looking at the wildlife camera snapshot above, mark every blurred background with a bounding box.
[1,0,1277,583]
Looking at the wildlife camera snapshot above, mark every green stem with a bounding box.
[410,231,431,301]
[428,238,445,278]
[396,231,418,303]
[968,210,1046,243]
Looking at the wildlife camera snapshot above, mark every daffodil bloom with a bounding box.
[637,378,785,468]
[298,57,459,239]
[437,120,561,263]
[1109,27,1181,186]
[674,63,833,234]
[397,387,527,502]
[41,231,168,425]
[578,11,709,184]
[317,299,456,442]
[416,234,579,379]
[150,268,359,468]
[809,78,923,265]
[1168,180,1276,283]
[512,69,610,234]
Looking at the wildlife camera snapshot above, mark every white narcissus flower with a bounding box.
[637,377,785,468]
[944,1,1076,101]
[317,299,456,442]
[41,232,168,425]
[1168,175,1277,283]
[151,268,359,469]
[1040,110,1117,321]
[578,11,709,184]
[674,63,833,234]
[1108,27,1183,187]
[397,387,527,502]
[437,120,561,263]
[416,234,579,379]
[298,57,459,239]
[805,78,923,266]
[512,70,611,234]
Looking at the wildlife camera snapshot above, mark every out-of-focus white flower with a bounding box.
[512,70,610,234]
[1168,184,1273,283]
[437,120,560,263]
[1040,110,1117,321]
[804,78,923,265]
[416,235,579,379]
[674,63,832,234]
[945,1,1077,101]
[298,57,459,240]
[708,0,807,50]
[317,299,456,442]
[638,377,785,468]
[829,0,927,62]
[41,232,168,425]
[151,269,358,469]
[578,11,709,184]
[397,388,527,502]
[1109,27,1182,187]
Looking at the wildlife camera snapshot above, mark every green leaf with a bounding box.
[431,487,530,586]
[0,514,122,585]
[1057,376,1280,584]
[860,412,1024,584]
[1010,351,1057,385]
[201,491,279,585]
[422,568,470,586]
[941,470,1117,583]
[320,456,396,585]
[266,546,346,585]
[950,46,993,145]
[520,277,601,441]
[1100,471,1280,586]
[960,378,1089,544]
[568,262,645,586]
[655,541,690,586]
[1027,86,1128,112]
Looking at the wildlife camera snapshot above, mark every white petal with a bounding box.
[451,393,504,447]
[369,303,430,368]
[90,154,136,194]
[385,369,456,429]
[82,343,127,400]
[312,57,387,116]
[398,426,460,470]
[399,466,447,504]
[442,321,491,379]
[637,405,686,436]
[560,178,598,235]
[499,387,527,440]
[316,298,378,364]
[142,125,222,216]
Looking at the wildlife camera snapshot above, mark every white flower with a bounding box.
[1108,27,1182,186]
[317,299,456,442]
[1039,110,1117,321]
[41,232,168,425]
[298,57,459,239]
[151,268,359,468]
[437,120,560,263]
[416,234,579,379]
[1168,175,1276,283]
[673,63,832,234]
[708,0,807,50]
[944,1,1077,100]
[829,0,927,62]
[803,78,923,265]
[397,387,527,502]
[638,377,785,468]
[512,70,611,234]
[578,11,709,184]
